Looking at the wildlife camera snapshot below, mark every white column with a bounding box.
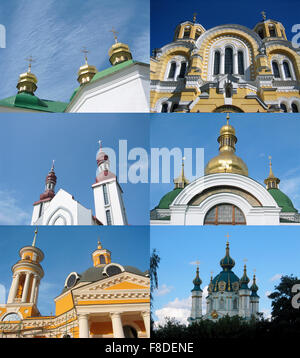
[30,275,38,303]
[78,314,89,338]
[142,311,150,338]
[279,62,285,80]
[110,312,125,338]
[220,52,225,74]
[233,51,238,75]
[7,273,20,303]
[21,272,31,303]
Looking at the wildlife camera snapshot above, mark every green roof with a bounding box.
[0,92,68,112]
[157,188,183,209]
[68,60,138,102]
[211,270,240,292]
[268,188,297,213]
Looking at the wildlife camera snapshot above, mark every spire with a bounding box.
[205,113,248,176]
[220,236,235,271]
[261,11,267,21]
[173,157,190,189]
[39,161,57,201]
[264,156,280,189]
[108,29,133,66]
[192,265,202,291]
[250,273,259,297]
[240,262,250,289]
[193,12,197,23]
[16,57,38,95]
[32,227,38,247]
[77,47,98,85]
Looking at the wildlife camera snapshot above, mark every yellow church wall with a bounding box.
[77,298,150,306]
[55,292,74,316]
[90,321,113,335]
[0,307,7,319]
[105,281,149,290]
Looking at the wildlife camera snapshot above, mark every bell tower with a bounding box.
[6,229,44,318]
[92,240,112,267]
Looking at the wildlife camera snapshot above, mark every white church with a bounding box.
[31,143,127,226]
[188,241,259,322]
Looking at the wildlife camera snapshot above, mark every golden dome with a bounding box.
[205,114,248,176]
[108,42,132,66]
[77,49,98,85]
[17,57,38,94]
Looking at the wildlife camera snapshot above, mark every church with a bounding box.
[151,114,300,225]
[150,13,300,113]
[188,240,259,322]
[31,142,128,226]
[0,230,150,338]
[0,35,149,113]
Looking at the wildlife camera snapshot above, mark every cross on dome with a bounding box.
[193,12,197,23]
[261,11,266,21]
[81,47,89,64]
[110,27,119,44]
[25,55,35,73]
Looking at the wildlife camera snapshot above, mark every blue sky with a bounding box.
[0,113,149,225]
[150,113,300,212]
[0,225,149,316]
[0,0,149,102]
[151,225,300,325]
[151,0,300,51]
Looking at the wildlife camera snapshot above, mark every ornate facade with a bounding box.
[0,231,150,338]
[151,14,300,113]
[188,241,259,322]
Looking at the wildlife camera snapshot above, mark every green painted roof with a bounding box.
[69,60,138,102]
[211,270,240,293]
[157,188,183,209]
[268,188,297,213]
[0,92,68,112]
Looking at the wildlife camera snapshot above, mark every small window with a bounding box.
[213,51,220,75]
[106,210,112,225]
[233,298,238,310]
[272,62,280,78]
[183,27,191,38]
[225,48,233,74]
[280,103,287,112]
[103,184,109,205]
[258,29,264,39]
[195,30,201,40]
[269,26,276,37]
[292,103,299,113]
[171,104,179,112]
[161,103,168,113]
[238,51,244,75]
[219,298,225,309]
[178,62,187,78]
[168,62,176,79]
[99,255,106,265]
[283,61,292,79]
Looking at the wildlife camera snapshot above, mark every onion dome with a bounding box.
[16,57,38,95]
[264,157,298,213]
[240,264,250,289]
[39,161,56,201]
[253,11,287,40]
[192,267,202,291]
[220,242,235,271]
[205,113,248,176]
[108,29,132,66]
[77,49,98,85]
[250,274,259,297]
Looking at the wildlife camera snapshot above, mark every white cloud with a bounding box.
[270,273,282,282]
[0,189,30,225]
[265,290,272,297]
[261,308,271,320]
[154,284,173,297]
[0,284,6,304]
[154,296,192,326]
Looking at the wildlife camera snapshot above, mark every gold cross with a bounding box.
[111,27,118,43]
[261,11,266,21]
[193,12,197,23]
[225,233,230,243]
[81,47,89,63]
[25,55,35,73]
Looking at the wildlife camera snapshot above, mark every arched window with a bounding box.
[106,210,112,225]
[99,255,106,265]
[238,51,244,75]
[178,62,187,78]
[168,62,176,79]
[204,204,246,225]
[225,48,233,74]
[171,103,179,112]
[213,51,220,75]
[258,29,264,39]
[183,27,191,38]
[283,61,292,79]
[123,325,138,338]
[292,103,299,113]
[103,184,109,205]
[161,103,169,113]
[280,103,287,112]
[195,29,201,40]
[225,83,232,98]
[233,298,238,310]
[269,26,276,37]
[272,62,280,78]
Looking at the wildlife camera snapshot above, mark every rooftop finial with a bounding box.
[193,12,197,23]
[32,227,38,247]
[25,55,35,73]
[98,140,102,150]
[226,112,230,125]
[97,238,102,249]
[51,160,55,172]
[110,27,119,44]
[261,11,266,21]
[81,47,89,64]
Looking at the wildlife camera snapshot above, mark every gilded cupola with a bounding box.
[205,113,249,176]
[77,48,98,85]
[108,28,133,66]
[16,57,38,95]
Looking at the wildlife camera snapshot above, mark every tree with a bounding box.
[268,274,300,324]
